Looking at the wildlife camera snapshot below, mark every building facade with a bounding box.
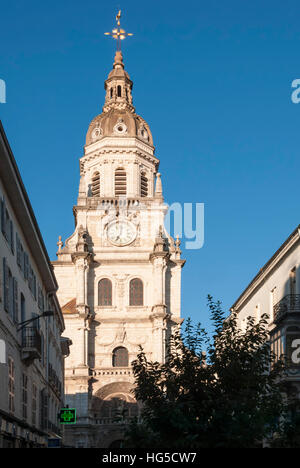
[0,122,70,448]
[52,50,185,448]
[231,225,300,396]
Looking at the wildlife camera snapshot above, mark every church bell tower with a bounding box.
[52,17,185,447]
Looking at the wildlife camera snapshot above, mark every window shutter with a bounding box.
[3,207,9,242]
[141,173,148,197]
[24,253,29,280]
[20,244,24,273]
[8,271,13,319]
[115,168,127,196]
[3,258,9,312]
[13,278,18,323]
[0,199,5,235]
[16,233,21,267]
[91,172,100,196]
[10,220,14,254]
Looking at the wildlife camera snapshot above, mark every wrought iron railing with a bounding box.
[47,420,61,436]
[48,363,62,397]
[21,327,42,354]
[95,417,142,425]
[273,294,300,323]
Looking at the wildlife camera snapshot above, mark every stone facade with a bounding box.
[0,122,69,448]
[231,225,300,397]
[52,50,185,448]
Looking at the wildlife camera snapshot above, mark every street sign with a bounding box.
[59,408,76,424]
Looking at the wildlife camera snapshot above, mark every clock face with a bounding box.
[107,220,136,246]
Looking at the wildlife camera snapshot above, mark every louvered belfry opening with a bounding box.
[140,172,148,197]
[115,168,127,196]
[91,172,100,197]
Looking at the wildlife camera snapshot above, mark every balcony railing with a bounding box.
[47,420,61,436]
[21,327,42,362]
[273,294,300,324]
[95,417,142,425]
[48,363,62,398]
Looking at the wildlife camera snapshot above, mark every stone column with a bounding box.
[76,259,86,306]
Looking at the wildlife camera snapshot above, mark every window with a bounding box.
[112,347,129,367]
[22,373,28,419]
[3,258,17,321]
[21,293,26,323]
[24,252,29,281]
[117,85,122,97]
[13,278,18,323]
[286,326,300,368]
[3,258,10,313]
[115,168,127,196]
[40,331,45,367]
[290,267,296,295]
[140,172,148,197]
[129,278,143,306]
[32,383,37,426]
[8,356,15,413]
[16,233,24,271]
[28,265,36,299]
[110,88,113,98]
[270,287,277,322]
[40,388,48,430]
[1,199,14,253]
[91,172,100,197]
[38,285,44,311]
[98,278,112,306]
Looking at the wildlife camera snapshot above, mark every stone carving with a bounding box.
[115,323,127,343]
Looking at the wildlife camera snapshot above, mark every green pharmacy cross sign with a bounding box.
[59,408,76,424]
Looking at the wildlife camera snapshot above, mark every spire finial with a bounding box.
[104,10,133,51]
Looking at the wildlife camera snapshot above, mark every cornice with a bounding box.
[80,147,159,173]
[84,137,155,157]
[231,225,300,312]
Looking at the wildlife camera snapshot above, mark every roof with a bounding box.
[0,121,64,329]
[231,224,300,312]
[61,298,77,315]
[0,121,58,292]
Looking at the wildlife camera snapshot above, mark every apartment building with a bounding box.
[231,225,300,394]
[0,121,70,448]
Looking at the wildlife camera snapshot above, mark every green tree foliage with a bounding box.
[125,296,290,448]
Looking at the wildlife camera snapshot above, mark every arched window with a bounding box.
[91,172,100,197]
[112,347,129,367]
[140,172,148,197]
[98,279,112,306]
[115,168,127,196]
[129,278,143,306]
[110,88,113,99]
[117,85,122,97]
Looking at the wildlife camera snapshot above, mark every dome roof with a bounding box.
[85,51,154,148]
[86,109,153,146]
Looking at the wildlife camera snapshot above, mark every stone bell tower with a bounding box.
[52,48,185,448]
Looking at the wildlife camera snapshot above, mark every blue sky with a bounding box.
[1,0,300,333]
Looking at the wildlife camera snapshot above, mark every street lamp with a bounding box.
[17,310,54,331]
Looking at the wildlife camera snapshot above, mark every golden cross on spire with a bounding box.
[104,10,133,51]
